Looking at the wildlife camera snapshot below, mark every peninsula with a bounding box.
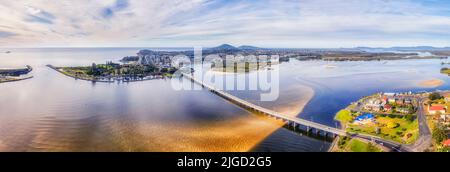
[0,65,33,83]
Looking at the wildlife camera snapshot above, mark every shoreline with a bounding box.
[0,65,33,83]
[331,91,427,151]
[0,75,33,83]
[46,65,171,83]
[47,65,114,83]
[47,64,169,83]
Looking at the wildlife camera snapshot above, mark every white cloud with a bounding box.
[0,0,450,47]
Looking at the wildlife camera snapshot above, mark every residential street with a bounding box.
[404,98,432,152]
[347,94,433,152]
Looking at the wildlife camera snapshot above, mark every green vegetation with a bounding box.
[347,116,419,144]
[387,121,399,129]
[405,114,415,122]
[349,139,380,152]
[440,67,450,75]
[335,109,353,123]
[429,92,443,101]
[432,123,448,144]
[335,136,382,152]
[58,62,176,81]
[337,136,351,149]
[210,62,274,73]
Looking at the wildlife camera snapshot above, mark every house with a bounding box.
[443,93,450,102]
[383,104,392,111]
[384,93,396,97]
[354,113,375,125]
[388,98,396,104]
[443,139,450,147]
[404,99,412,104]
[428,105,446,115]
[396,107,411,114]
[381,96,388,104]
[364,98,384,111]
[396,99,404,105]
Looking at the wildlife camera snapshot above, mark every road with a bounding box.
[352,133,410,152]
[404,97,432,152]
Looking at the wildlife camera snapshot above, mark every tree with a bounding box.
[434,111,442,120]
[405,114,415,122]
[367,142,378,152]
[432,124,448,144]
[387,122,399,129]
[429,92,443,101]
[375,127,381,135]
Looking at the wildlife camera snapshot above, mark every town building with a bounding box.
[443,139,450,147]
[428,105,446,115]
[396,107,411,114]
[383,93,396,97]
[384,104,392,111]
[354,113,375,125]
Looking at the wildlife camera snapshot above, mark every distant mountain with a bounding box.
[137,49,154,55]
[238,45,261,50]
[207,44,240,51]
[206,44,267,53]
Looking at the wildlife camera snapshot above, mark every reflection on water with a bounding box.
[0,48,327,152]
[1,48,448,152]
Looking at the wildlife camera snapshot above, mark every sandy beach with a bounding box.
[418,79,444,88]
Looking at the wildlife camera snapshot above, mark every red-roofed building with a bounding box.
[443,139,450,147]
[382,96,388,104]
[384,104,392,111]
[428,105,446,115]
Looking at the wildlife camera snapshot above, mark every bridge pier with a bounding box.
[315,128,321,135]
[306,126,311,133]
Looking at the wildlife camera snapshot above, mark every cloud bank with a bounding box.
[1,0,450,48]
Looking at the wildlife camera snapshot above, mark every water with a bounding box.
[1,48,448,152]
[0,48,330,152]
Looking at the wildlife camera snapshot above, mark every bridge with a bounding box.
[182,73,408,151]
[181,73,346,137]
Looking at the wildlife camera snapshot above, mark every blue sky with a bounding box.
[1,0,450,48]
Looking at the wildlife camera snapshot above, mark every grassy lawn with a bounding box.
[60,68,95,80]
[347,116,419,144]
[335,109,353,123]
[348,139,382,152]
[335,136,382,152]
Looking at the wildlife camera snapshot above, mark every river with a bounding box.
[0,48,449,151]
